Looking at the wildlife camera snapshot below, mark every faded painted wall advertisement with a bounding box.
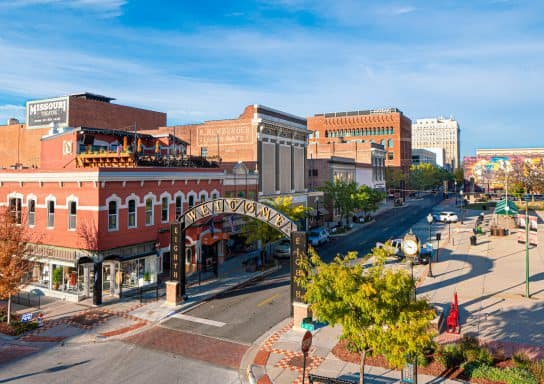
[26,96,69,128]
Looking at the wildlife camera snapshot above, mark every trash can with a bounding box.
[470,235,477,246]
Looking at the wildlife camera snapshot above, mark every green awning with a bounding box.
[494,200,519,215]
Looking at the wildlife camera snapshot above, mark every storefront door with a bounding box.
[103,264,111,295]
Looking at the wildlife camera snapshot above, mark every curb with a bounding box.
[240,317,292,384]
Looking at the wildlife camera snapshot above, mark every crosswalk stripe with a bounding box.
[173,313,226,327]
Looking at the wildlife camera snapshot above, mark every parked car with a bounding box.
[438,211,459,223]
[273,239,291,259]
[375,239,404,259]
[308,228,329,246]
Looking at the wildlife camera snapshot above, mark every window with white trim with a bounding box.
[9,197,22,224]
[108,201,118,231]
[47,200,55,228]
[68,201,77,230]
[175,196,183,217]
[145,198,154,225]
[211,192,219,200]
[128,199,137,228]
[161,196,169,222]
[188,195,195,208]
[28,199,35,227]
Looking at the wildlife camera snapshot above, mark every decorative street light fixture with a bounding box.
[426,213,434,278]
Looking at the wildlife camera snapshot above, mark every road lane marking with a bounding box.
[257,293,280,307]
[173,314,226,327]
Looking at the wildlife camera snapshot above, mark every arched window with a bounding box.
[108,201,118,231]
[161,196,169,223]
[145,198,154,226]
[46,199,55,228]
[188,194,195,208]
[68,201,77,230]
[28,199,36,227]
[175,195,183,217]
[381,139,386,147]
[128,199,137,228]
[388,139,394,148]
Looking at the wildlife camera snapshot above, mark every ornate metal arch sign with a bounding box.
[168,198,303,312]
[177,198,298,237]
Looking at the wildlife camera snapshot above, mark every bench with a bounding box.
[308,374,357,384]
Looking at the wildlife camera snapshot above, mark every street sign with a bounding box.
[21,312,33,323]
[301,330,313,354]
[523,195,532,202]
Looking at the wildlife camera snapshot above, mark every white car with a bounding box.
[273,239,291,259]
[439,211,459,223]
[308,228,329,246]
[375,239,404,259]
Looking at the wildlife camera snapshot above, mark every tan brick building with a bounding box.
[161,105,310,203]
[307,108,412,171]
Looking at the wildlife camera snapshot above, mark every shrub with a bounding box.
[513,353,544,382]
[469,365,538,384]
[436,344,464,369]
[463,347,494,366]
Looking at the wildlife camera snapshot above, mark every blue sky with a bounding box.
[1,0,543,158]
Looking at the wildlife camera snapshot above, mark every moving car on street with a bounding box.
[308,228,330,246]
[438,211,459,223]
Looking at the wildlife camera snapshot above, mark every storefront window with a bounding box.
[120,256,156,289]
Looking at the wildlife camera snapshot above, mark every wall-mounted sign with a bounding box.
[291,231,308,304]
[180,198,297,237]
[26,96,69,129]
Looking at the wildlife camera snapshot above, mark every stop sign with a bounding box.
[301,331,312,354]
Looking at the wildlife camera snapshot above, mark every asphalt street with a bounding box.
[317,194,445,262]
[162,263,291,345]
[0,340,239,384]
[160,195,444,348]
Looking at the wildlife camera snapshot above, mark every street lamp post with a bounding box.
[427,213,434,278]
[459,190,464,224]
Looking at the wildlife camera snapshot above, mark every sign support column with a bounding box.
[167,221,186,306]
[291,231,310,329]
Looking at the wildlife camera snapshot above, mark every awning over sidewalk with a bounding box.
[494,200,519,216]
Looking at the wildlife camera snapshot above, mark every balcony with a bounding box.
[76,151,220,169]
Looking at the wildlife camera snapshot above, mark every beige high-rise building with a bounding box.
[412,117,460,170]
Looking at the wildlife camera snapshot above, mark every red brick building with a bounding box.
[0,93,166,169]
[307,108,412,170]
[0,126,257,304]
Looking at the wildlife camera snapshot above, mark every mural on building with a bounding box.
[464,155,544,191]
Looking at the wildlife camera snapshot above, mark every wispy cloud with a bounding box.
[1,0,126,17]
[391,5,416,15]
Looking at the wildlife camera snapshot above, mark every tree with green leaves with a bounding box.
[297,248,435,384]
[410,163,451,191]
[320,179,358,225]
[453,167,464,187]
[242,196,307,250]
[355,185,386,214]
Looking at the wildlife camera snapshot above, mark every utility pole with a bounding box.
[525,200,530,298]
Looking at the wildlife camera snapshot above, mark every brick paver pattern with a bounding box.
[124,326,249,369]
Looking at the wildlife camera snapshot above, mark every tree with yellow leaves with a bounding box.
[243,196,307,254]
[0,207,33,325]
[297,247,435,384]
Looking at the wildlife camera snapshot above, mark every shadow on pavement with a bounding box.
[338,372,398,384]
[0,360,90,383]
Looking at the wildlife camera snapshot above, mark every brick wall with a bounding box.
[68,97,166,131]
[0,124,47,168]
[307,111,412,170]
